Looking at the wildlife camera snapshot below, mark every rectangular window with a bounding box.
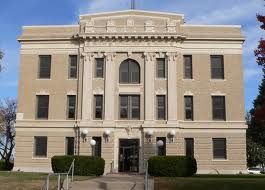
[119,95,140,120]
[156,58,166,78]
[184,96,193,120]
[157,137,166,156]
[185,138,194,157]
[157,95,166,120]
[95,58,104,78]
[213,138,227,159]
[36,95,49,119]
[69,55,78,79]
[212,96,226,120]
[67,95,76,119]
[184,55,193,79]
[39,55,51,79]
[94,95,103,119]
[211,55,224,79]
[65,137,75,155]
[92,137,102,157]
[34,136,47,157]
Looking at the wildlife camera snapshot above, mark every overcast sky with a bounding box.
[0,0,264,111]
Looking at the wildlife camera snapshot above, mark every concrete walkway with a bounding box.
[69,174,154,190]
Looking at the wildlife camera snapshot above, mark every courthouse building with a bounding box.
[14,10,247,174]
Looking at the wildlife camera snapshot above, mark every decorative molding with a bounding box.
[36,90,49,95]
[105,53,116,62]
[155,52,166,58]
[145,20,155,32]
[94,52,105,58]
[16,113,24,120]
[84,53,94,62]
[107,20,116,33]
[127,19,134,26]
[85,20,95,33]
[166,52,178,62]
[144,52,156,62]
[127,51,133,58]
[155,88,167,95]
[211,91,226,96]
[167,20,177,33]
[93,87,104,94]
[184,91,193,96]
[67,90,77,95]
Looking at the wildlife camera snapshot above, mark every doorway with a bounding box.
[119,139,139,173]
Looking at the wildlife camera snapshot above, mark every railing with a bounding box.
[43,159,75,190]
[145,160,148,190]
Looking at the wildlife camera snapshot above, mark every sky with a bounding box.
[0,0,264,112]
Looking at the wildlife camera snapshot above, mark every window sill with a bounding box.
[212,159,228,161]
[93,78,105,80]
[35,118,49,120]
[67,78,77,80]
[32,157,48,160]
[210,79,226,82]
[119,83,142,86]
[182,79,194,81]
[155,78,167,81]
[36,78,51,80]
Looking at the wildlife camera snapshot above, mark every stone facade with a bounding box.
[15,10,247,174]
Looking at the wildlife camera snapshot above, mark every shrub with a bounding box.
[51,155,105,176]
[0,160,14,171]
[148,156,197,177]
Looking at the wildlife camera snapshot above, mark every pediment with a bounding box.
[79,10,184,34]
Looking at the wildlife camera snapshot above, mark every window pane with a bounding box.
[39,55,51,78]
[95,58,104,78]
[211,55,224,79]
[130,61,140,83]
[157,95,166,120]
[185,138,194,157]
[185,96,193,120]
[92,137,102,157]
[212,96,226,120]
[120,59,140,84]
[120,61,129,83]
[95,95,103,119]
[34,136,47,157]
[131,96,140,119]
[184,55,192,79]
[157,58,166,78]
[157,137,166,156]
[66,137,74,155]
[69,55,77,78]
[120,96,128,119]
[213,138,227,159]
[37,95,49,119]
[67,95,76,119]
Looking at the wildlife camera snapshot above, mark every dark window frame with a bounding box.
[119,59,140,84]
[212,96,226,121]
[65,137,75,155]
[185,138,194,157]
[156,58,166,78]
[157,137,166,156]
[95,58,104,78]
[92,137,102,157]
[36,95,49,119]
[34,136,47,157]
[211,55,224,79]
[67,95,76,119]
[69,55,78,79]
[156,95,166,120]
[213,138,227,159]
[184,96,194,120]
[38,55,51,79]
[94,95,103,120]
[119,95,140,120]
[184,55,193,79]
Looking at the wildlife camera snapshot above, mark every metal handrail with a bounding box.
[44,159,75,190]
[145,160,148,190]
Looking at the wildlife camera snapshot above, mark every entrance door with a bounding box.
[119,139,139,172]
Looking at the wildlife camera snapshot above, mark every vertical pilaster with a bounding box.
[144,52,155,123]
[82,53,94,121]
[167,52,178,123]
[104,53,116,125]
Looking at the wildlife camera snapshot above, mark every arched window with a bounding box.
[119,59,140,84]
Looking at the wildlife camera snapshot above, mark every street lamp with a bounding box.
[81,129,88,142]
[146,129,154,143]
[90,139,96,156]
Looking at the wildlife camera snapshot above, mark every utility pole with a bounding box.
[131,0,136,10]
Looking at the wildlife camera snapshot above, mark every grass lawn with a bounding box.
[155,175,265,190]
[0,171,93,190]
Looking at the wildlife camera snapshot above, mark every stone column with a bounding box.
[104,53,116,125]
[144,52,155,123]
[167,52,178,123]
[82,53,94,121]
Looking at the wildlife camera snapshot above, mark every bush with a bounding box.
[148,156,197,177]
[51,155,105,176]
[0,160,14,171]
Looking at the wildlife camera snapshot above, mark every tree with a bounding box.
[0,51,3,72]
[247,13,265,167]
[0,99,16,168]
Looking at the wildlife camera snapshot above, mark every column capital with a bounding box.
[83,53,94,62]
[104,52,116,62]
[166,52,178,62]
[143,52,156,62]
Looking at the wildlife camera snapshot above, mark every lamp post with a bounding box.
[90,139,96,156]
[156,140,164,156]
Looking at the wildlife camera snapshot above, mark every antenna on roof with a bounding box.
[131,0,136,9]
